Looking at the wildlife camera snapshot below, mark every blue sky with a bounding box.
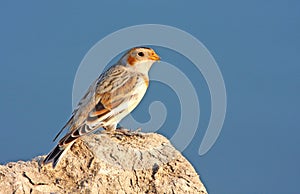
[0,1,299,193]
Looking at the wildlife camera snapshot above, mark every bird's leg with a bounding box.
[102,123,119,134]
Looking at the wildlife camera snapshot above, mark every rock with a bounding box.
[0,132,207,194]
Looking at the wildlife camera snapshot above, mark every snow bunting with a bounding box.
[43,47,160,168]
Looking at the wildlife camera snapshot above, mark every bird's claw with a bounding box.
[114,128,142,137]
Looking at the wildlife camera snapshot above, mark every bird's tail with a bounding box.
[43,124,96,168]
[43,142,74,168]
[43,129,80,168]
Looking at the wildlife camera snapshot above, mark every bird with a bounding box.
[43,47,160,168]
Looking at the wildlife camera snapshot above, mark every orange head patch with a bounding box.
[127,55,136,66]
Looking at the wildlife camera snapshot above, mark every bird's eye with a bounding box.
[138,52,144,57]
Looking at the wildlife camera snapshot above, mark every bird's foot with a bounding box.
[114,127,142,137]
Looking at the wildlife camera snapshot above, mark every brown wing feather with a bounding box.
[67,65,134,130]
[52,64,140,140]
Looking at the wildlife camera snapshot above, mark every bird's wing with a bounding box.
[51,78,98,141]
[52,115,74,142]
[55,65,141,145]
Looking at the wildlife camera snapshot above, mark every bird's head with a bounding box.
[120,47,160,74]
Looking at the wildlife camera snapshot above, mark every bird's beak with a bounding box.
[149,52,161,61]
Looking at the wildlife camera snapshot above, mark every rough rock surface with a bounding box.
[0,132,207,194]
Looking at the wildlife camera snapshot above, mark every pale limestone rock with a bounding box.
[0,132,207,194]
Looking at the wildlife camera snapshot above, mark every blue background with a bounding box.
[1,1,299,193]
